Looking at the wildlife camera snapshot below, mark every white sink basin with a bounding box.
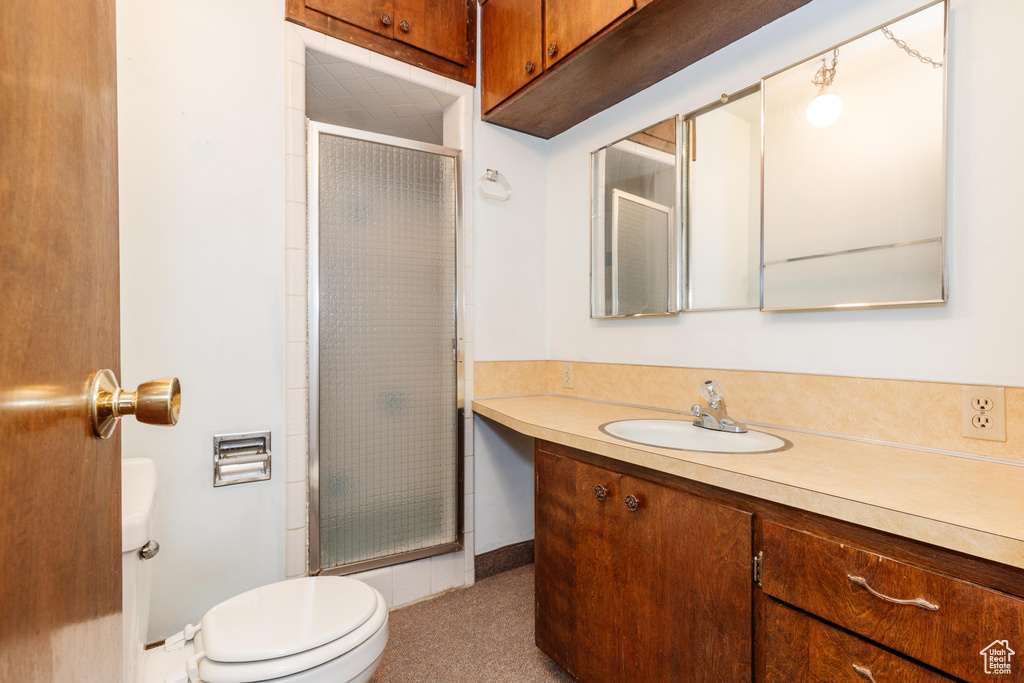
[121,458,157,553]
[600,419,788,454]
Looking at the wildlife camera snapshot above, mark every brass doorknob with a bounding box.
[89,369,181,439]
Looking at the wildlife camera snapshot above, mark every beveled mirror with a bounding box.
[682,86,762,310]
[591,116,682,318]
[761,1,947,311]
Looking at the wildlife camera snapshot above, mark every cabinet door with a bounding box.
[394,0,469,65]
[306,0,395,38]
[764,599,957,682]
[481,0,543,113]
[620,475,754,682]
[544,0,634,68]
[536,450,622,681]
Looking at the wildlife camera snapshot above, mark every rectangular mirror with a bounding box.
[591,116,681,318]
[682,86,762,310]
[761,1,947,311]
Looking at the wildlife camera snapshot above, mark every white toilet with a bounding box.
[123,459,389,683]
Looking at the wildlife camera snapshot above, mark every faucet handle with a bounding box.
[700,379,724,406]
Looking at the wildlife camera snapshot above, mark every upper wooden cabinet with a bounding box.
[392,0,469,64]
[481,0,816,138]
[480,0,543,114]
[287,0,476,85]
[543,0,634,68]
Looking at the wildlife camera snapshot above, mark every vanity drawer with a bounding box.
[764,599,956,682]
[760,521,1024,682]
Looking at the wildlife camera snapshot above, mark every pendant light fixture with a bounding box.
[806,49,842,128]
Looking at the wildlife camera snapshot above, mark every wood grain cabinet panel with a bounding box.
[480,0,815,138]
[535,444,753,682]
[543,0,634,68]
[306,0,395,36]
[761,521,1024,683]
[394,0,470,64]
[764,599,957,682]
[288,0,475,84]
[481,0,543,114]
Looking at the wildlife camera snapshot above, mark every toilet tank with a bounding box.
[122,458,158,683]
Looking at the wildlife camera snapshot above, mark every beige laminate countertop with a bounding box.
[472,395,1024,570]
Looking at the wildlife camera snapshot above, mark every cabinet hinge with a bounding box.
[753,551,763,587]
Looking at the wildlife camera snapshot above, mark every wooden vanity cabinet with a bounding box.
[535,443,754,682]
[286,0,476,84]
[763,599,957,682]
[759,521,1024,683]
[533,438,1024,683]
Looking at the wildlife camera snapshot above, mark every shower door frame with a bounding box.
[307,120,465,576]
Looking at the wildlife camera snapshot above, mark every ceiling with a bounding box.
[305,50,456,146]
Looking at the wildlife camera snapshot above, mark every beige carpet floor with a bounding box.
[370,564,577,682]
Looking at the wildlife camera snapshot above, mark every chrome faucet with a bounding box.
[691,379,747,433]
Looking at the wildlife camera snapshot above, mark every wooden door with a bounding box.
[0,1,122,681]
[481,0,543,113]
[394,0,469,65]
[536,450,623,679]
[544,0,634,69]
[305,0,396,38]
[619,475,754,682]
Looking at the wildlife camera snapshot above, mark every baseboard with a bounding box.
[474,540,535,581]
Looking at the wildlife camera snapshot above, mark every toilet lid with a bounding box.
[201,576,378,663]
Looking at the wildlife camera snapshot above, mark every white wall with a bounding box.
[473,418,536,554]
[117,0,287,638]
[471,11,550,554]
[544,0,1024,387]
[472,98,549,361]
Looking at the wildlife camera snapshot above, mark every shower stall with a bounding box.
[307,121,463,575]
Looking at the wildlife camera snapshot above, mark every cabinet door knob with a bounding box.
[594,484,607,501]
[547,43,558,57]
[399,19,410,32]
[380,13,392,26]
[525,60,535,74]
[625,494,639,512]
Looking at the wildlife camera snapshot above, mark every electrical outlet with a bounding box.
[562,362,574,389]
[961,385,1006,441]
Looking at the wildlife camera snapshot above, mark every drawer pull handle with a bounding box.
[625,494,639,512]
[848,574,939,611]
[852,664,877,683]
[594,484,608,501]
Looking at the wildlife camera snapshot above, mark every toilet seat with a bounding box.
[194,577,388,683]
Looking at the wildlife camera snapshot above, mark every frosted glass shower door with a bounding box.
[308,122,462,574]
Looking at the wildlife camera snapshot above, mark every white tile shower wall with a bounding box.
[285,24,475,596]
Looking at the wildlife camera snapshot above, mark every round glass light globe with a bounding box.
[806,92,843,128]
